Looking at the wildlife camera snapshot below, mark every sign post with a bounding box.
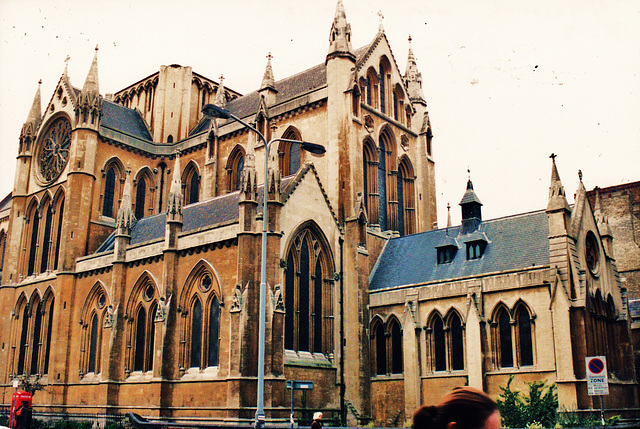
[586,356,609,426]
[286,380,314,429]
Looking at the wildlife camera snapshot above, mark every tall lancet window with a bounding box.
[378,137,388,231]
[135,177,147,219]
[284,224,334,355]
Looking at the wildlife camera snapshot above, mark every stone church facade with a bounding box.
[0,1,635,425]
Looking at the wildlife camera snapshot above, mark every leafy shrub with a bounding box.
[496,375,558,428]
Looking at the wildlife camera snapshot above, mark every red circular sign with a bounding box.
[588,358,605,374]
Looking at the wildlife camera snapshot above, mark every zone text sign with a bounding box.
[585,356,609,396]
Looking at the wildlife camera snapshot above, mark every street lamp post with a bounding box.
[202,104,325,429]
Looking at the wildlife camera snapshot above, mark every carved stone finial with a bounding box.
[578,169,583,181]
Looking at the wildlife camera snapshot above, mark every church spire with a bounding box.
[546,153,571,213]
[166,152,184,223]
[258,53,278,106]
[326,0,356,63]
[260,53,277,92]
[76,46,102,128]
[19,80,42,153]
[405,35,426,106]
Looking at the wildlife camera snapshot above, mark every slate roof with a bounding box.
[97,176,298,251]
[369,210,550,291]
[101,100,153,141]
[189,45,370,137]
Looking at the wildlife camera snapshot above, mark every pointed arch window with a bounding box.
[40,204,53,273]
[493,303,535,369]
[81,288,107,376]
[17,305,29,375]
[393,84,405,123]
[227,146,245,192]
[284,225,335,355]
[29,301,43,375]
[389,318,403,374]
[190,299,202,368]
[363,139,378,225]
[378,136,388,231]
[135,177,147,219]
[279,127,303,177]
[134,170,156,219]
[428,311,465,372]
[497,308,513,368]
[370,317,403,376]
[14,293,55,376]
[126,278,157,375]
[398,158,416,236]
[371,319,387,376]
[102,160,125,219]
[88,313,100,373]
[180,268,222,371]
[516,306,533,366]
[53,197,65,270]
[182,163,201,205]
[26,205,40,277]
[103,167,116,218]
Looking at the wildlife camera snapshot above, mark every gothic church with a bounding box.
[0,1,635,424]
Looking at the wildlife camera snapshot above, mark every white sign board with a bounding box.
[586,356,609,396]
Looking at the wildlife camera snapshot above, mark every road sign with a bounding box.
[586,356,609,396]
[286,380,314,390]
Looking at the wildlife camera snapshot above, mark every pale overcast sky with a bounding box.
[1,0,639,226]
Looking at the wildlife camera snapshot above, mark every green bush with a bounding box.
[0,414,9,427]
[496,375,558,428]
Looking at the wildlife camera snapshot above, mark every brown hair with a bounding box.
[412,387,498,429]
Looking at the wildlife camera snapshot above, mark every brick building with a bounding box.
[0,1,635,425]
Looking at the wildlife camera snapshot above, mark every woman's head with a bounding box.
[313,412,323,421]
[412,387,500,429]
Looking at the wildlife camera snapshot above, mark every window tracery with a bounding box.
[284,223,335,355]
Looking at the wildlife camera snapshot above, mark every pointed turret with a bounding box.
[240,131,258,203]
[114,169,134,261]
[166,152,184,224]
[405,35,426,107]
[259,53,278,106]
[326,0,356,63]
[546,153,571,213]
[459,173,483,234]
[117,169,134,236]
[76,46,102,128]
[19,81,42,153]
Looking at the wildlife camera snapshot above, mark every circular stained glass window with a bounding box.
[585,232,599,276]
[37,117,72,184]
[97,293,106,309]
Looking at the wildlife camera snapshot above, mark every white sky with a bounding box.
[1,0,639,226]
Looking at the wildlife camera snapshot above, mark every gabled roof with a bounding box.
[369,210,550,291]
[101,100,153,141]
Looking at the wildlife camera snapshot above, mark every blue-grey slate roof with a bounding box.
[101,100,153,141]
[189,46,370,137]
[369,210,550,291]
[98,176,297,250]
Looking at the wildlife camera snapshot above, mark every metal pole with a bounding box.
[201,105,324,429]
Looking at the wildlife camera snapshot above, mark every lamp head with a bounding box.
[202,104,231,120]
[301,142,326,155]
